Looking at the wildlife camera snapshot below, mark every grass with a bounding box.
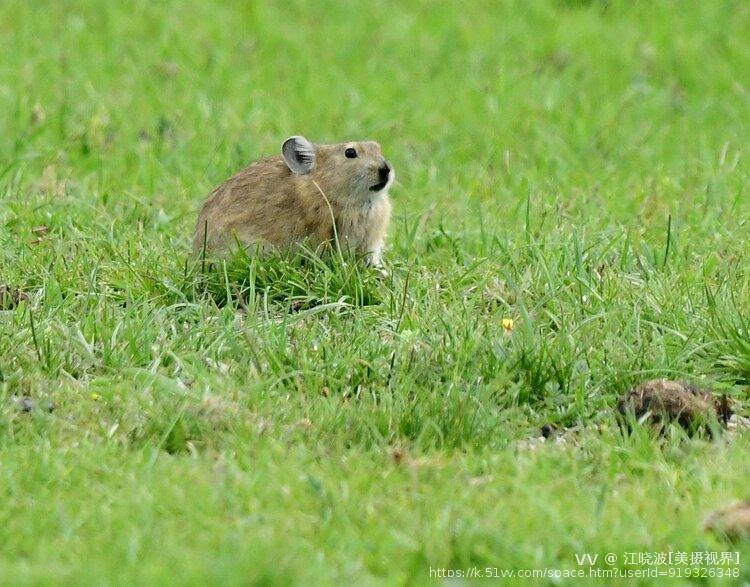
[1,0,749,583]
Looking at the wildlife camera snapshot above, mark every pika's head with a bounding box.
[282,136,394,202]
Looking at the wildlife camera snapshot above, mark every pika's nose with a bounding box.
[378,164,391,183]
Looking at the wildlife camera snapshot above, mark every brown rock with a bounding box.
[704,501,750,541]
[617,379,733,433]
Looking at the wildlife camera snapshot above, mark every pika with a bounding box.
[193,136,394,266]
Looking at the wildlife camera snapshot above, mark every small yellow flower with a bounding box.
[91,392,101,401]
[502,318,514,332]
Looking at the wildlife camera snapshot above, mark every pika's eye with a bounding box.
[345,147,357,159]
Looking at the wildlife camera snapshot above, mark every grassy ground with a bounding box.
[1,0,749,584]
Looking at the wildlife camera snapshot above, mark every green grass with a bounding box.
[1,0,749,584]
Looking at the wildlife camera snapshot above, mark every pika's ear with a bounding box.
[282,136,316,175]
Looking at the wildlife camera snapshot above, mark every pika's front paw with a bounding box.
[363,255,388,277]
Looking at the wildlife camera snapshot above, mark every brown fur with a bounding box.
[194,139,393,264]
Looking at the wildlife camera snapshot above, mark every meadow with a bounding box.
[1,0,749,584]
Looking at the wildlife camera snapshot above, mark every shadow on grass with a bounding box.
[195,246,385,312]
